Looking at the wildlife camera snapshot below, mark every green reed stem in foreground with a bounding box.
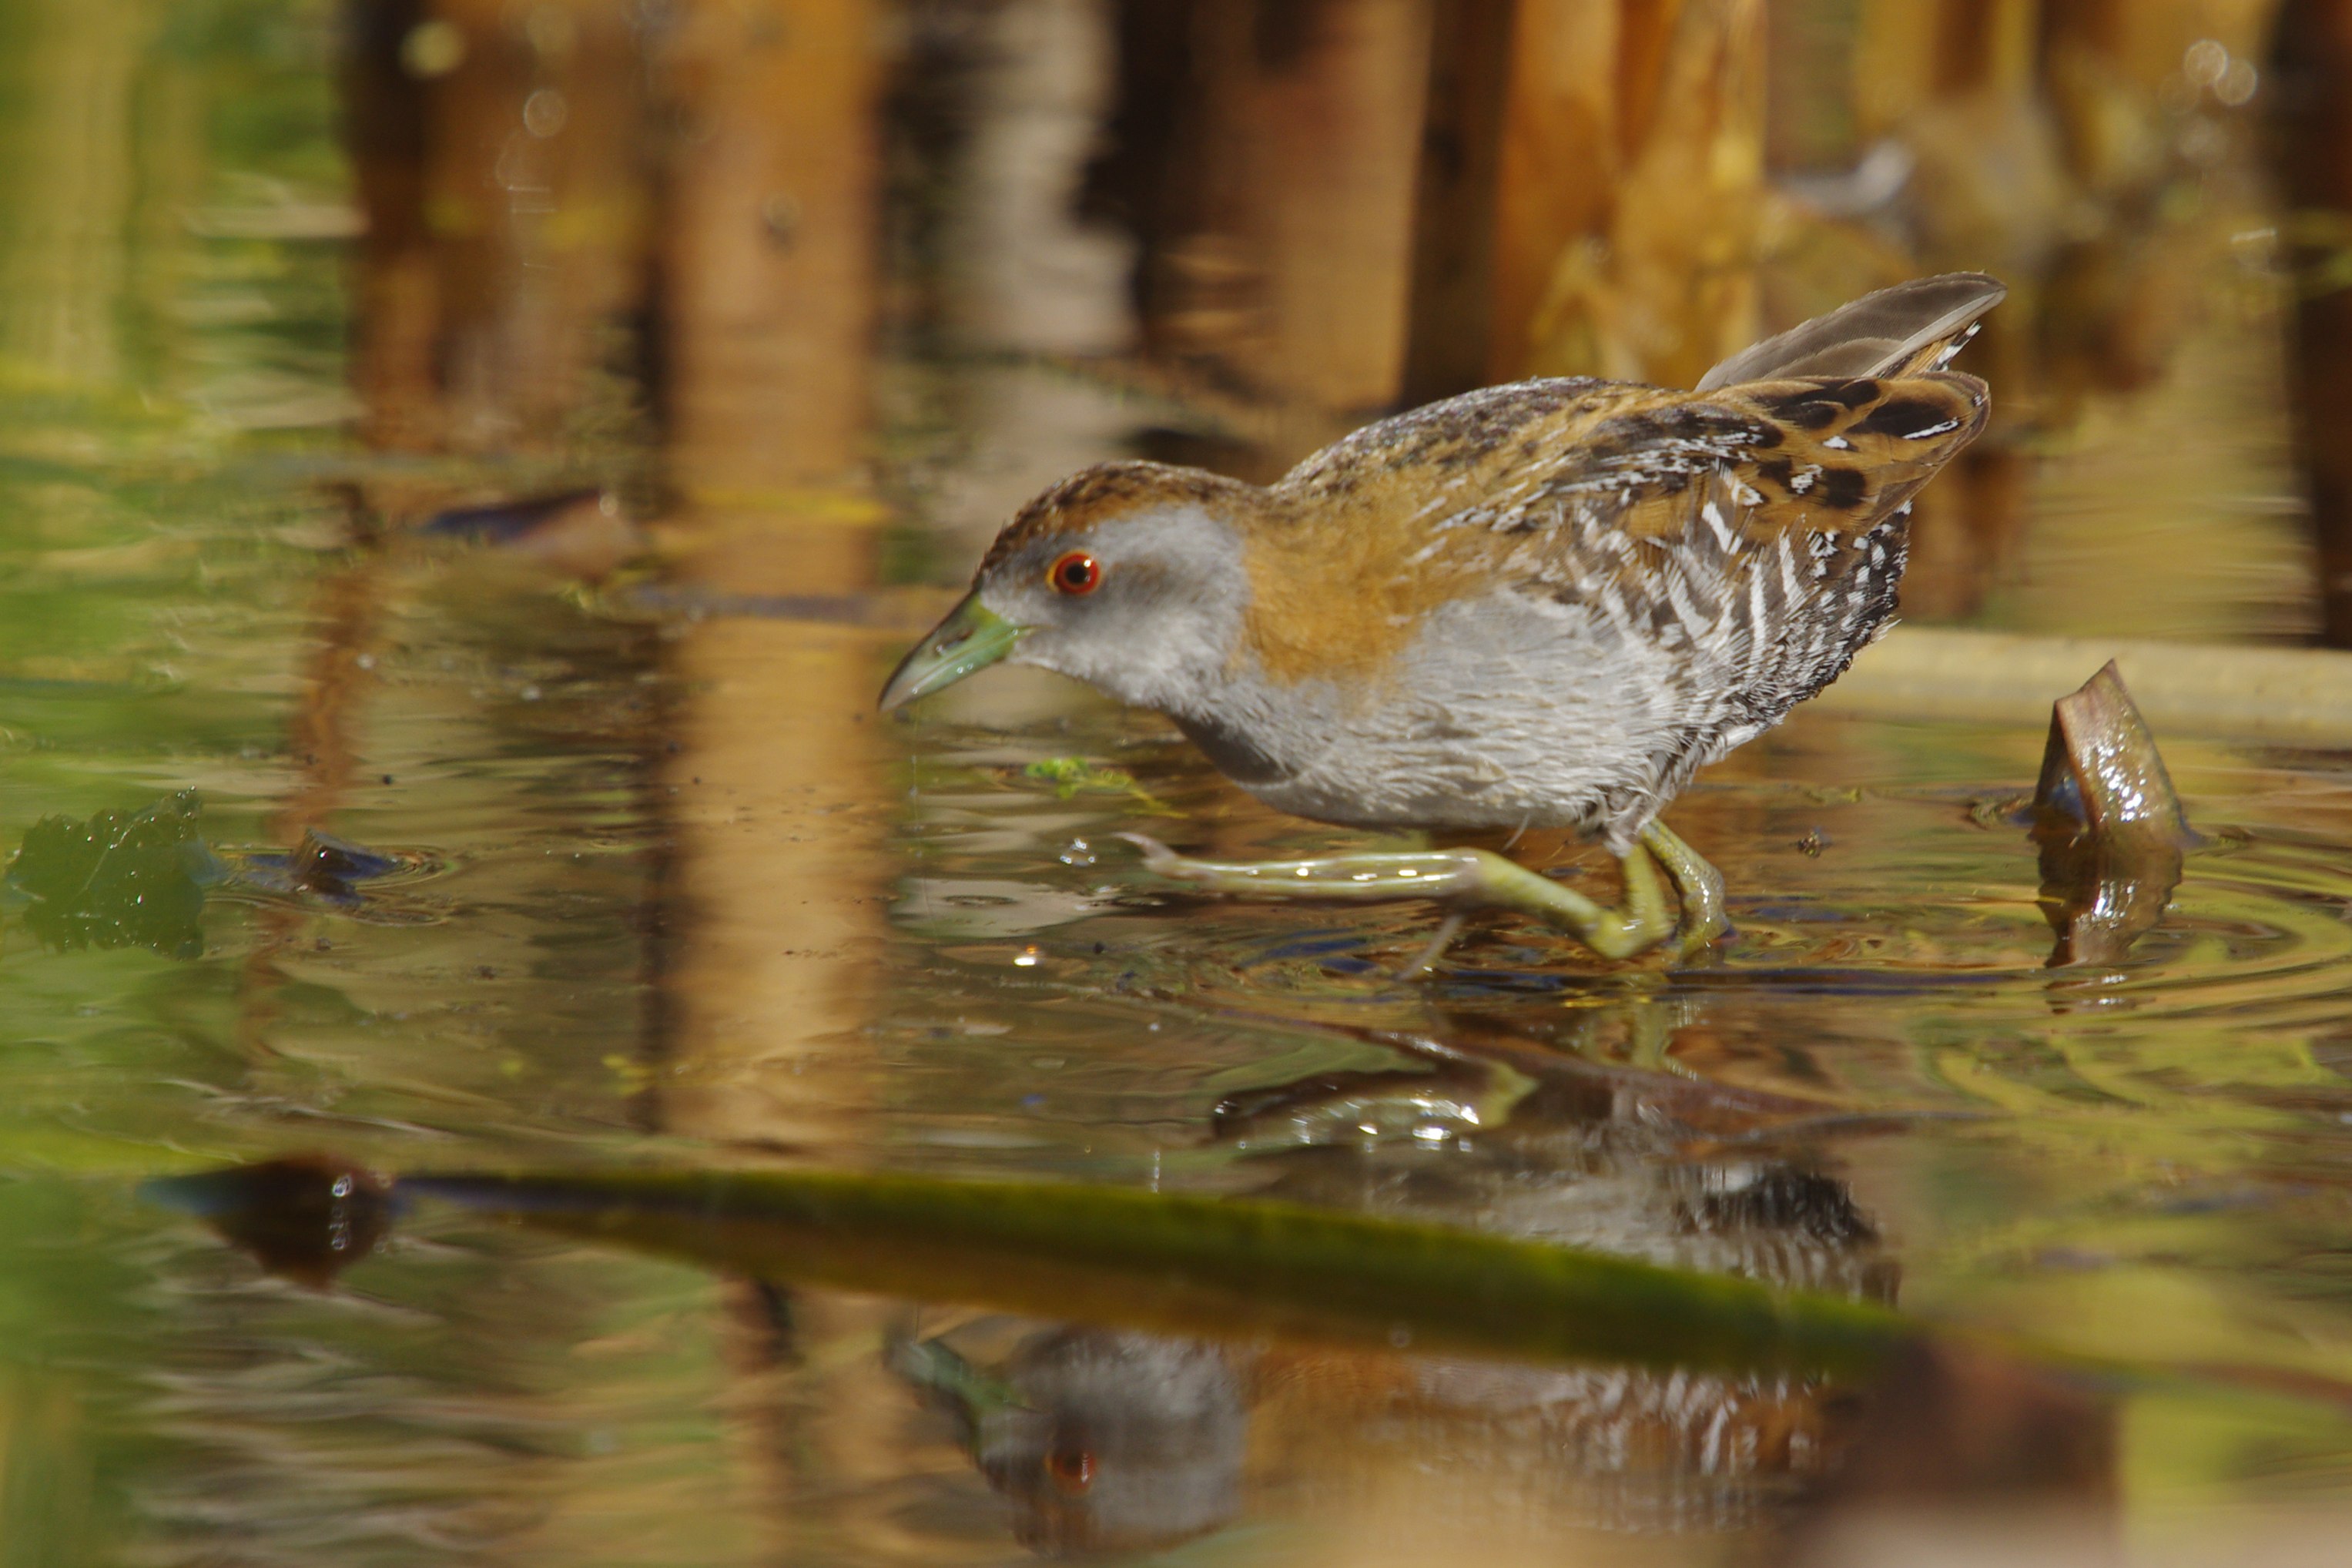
[407,1166,1915,1377]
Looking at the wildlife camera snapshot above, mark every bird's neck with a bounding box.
[1168,703,1292,788]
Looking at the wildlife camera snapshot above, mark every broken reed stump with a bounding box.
[2031,660,2193,967]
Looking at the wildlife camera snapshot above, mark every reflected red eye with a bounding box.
[1044,1448,1095,1495]
[1048,551,1101,595]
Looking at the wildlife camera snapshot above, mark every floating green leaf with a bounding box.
[5,790,219,958]
[1020,756,1181,815]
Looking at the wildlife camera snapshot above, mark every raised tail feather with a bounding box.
[1694,273,2006,392]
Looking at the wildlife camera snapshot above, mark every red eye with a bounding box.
[1048,551,1101,595]
[1044,1448,1095,1495]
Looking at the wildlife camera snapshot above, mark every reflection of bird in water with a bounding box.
[893,1007,1895,1553]
[900,1318,1845,1551]
[417,487,651,581]
[1227,1015,1889,1533]
[893,1328,1248,1557]
[1220,1010,1898,1299]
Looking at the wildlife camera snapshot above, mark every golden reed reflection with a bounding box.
[340,0,893,1141]
[639,2,905,1536]
[649,0,886,1150]
[338,0,903,1536]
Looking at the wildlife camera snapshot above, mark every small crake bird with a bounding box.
[882,274,2005,960]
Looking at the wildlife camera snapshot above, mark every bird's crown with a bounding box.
[977,461,1259,577]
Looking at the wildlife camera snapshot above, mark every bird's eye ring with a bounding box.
[1047,550,1101,595]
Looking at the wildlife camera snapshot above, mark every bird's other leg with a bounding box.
[1640,819,1730,952]
[1119,834,1679,961]
[1395,911,1468,980]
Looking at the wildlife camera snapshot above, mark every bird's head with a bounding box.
[879,461,1261,715]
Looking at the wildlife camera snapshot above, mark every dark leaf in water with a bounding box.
[6,790,218,959]
[293,828,403,890]
[2032,661,2192,843]
[418,487,607,543]
[273,827,404,901]
[144,1156,398,1288]
[419,488,646,579]
[2032,662,2192,967]
[233,826,409,903]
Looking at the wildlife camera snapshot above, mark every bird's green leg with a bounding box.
[1639,819,1730,952]
[1119,833,1678,961]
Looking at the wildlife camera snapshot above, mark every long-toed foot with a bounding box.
[1640,819,1731,955]
[1119,833,1678,963]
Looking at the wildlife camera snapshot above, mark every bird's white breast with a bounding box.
[1201,585,1710,844]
